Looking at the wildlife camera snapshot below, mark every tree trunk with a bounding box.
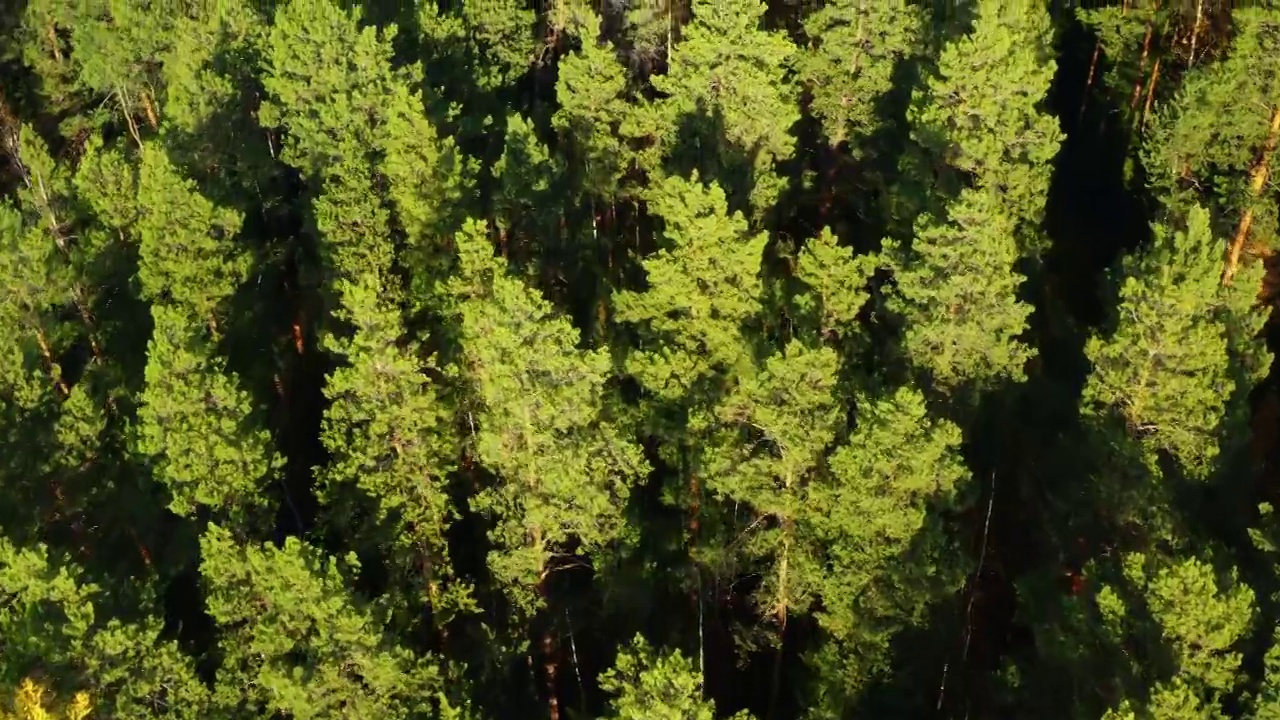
[534,534,560,720]
[141,90,159,130]
[1137,56,1162,132]
[1128,19,1156,114]
[768,526,790,720]
[35,328,69,397]
[1077,39,1103,125]
[542,625,560,720]
[1223,106,1280,286]
[1189,0,1204,66]
[118,90,144,148]
[47,24,62,63]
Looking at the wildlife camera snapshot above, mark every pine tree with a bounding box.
[614,174,766,402]
[701,342,842,633]
[598,635,753,720]
[804,386,968,715]
[131,145,278,519]
[633,0,797,218]
[444,218,646,719]
[909,0,1063,253]
[795,0,925,154]
[553,19,632,201]
[199,524,462,719]
[1091,553,1256,718]
[261,0,464,606]
[0,538,211,719]
[1141,7,1280,284]
[1082,205,1265,479]
[887,186,1034,396]
[317,272,460,614]
[445,218,646,609]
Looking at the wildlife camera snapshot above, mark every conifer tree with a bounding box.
[615,174,766,402]
[553,19,632,201]
[630,0,797,218]
[131,145,278,519]
[261,0,465,615]
[1076,0,1173,135]
[598,635,753,720]
[1055,552,1256,720]
[804,386,968,716]
[792,227,879,344]
[887,186,1034,396]
[1082,205,1266,479]
[199,524,464,719]
[909,0,1063,253]
[0,538,211,719]
[613,173,767,597]
[1141,7,1280,284]
[699,341,842,653]
[795,1,925,154]
[444,218,646,719]
[14,0,171,140]
[445,218,646,610]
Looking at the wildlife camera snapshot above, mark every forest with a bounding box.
[1,0,1279,717]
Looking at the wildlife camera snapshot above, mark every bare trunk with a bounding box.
[118,89,144,148]
[768,528,790,720]
[533,531,560,720]
[1189,0,1204,66]
[35,328,69,396]
[1128,14,1156,115]
[47,24,62,63]
[1224,106,1280,286]
[141,90,159,130]
[1077,39,1103,125]
[1137,57,1162,132]
[543,627,560,720]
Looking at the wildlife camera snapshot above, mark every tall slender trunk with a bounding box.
[1224,106,1280,286]
[1077,39,1103,125]
[687,459,703,685]
[47,24,62,63]
[35,327,69,397]
[118,89,144,149]
[1136,56,1162,132]
[542,625,560,720]
[768,524,791,720]
[534,531,560,720]
[1128,18,1156,114]
[1189,0,1204,66]
[141,90,159,130]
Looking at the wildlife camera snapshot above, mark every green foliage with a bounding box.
[317,273,458,596]
[599,635,753,720]
[701,341,842,621]
[553,21,632,200]
[911,0,1063,251]
[446,219,647,605]
[0,539,211,719]
[134,144,247,320]
[793,227,878,341]
[640,0,797,216]
[887,186,1033,394]
[1141,8,1280,245]
[796,1,925,152]
[3,1,1279,718]
[615,174,766,402]
[200,524,451,719]
[135,304,278,517]
[1083,206,1263,478]
[1093,553,1255,718]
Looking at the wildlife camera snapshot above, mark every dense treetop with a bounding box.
[2,1,1279,719]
